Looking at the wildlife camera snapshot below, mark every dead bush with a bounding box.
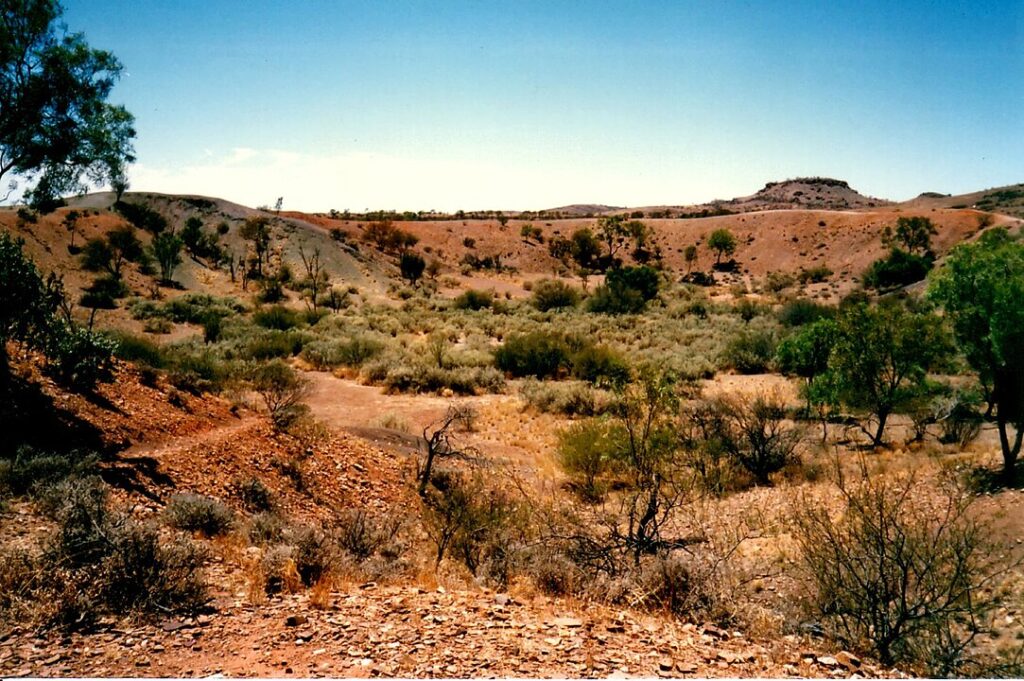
[793,466,1012,675]
[334,508,402,561]
[248,511,287,546]
[421,469,527,588]
[291,525,339,587]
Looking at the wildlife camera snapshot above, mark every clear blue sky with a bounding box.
[63,1,1024,212]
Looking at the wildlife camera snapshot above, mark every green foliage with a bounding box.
[0,446,97,499]
[530,278,579,311]
[43,321,117,390]
[776,318,837,412]
[777,298,833,326]
[0,0,135,210]
[570,344,631,388]
[79,275,127,309]
[253,305,302,330]
[863,248,933,290]
[884,216,937,256]
[797,265,833,284]
[248,360,311,430]
[587,266,660,315]
[115,201,168,233]
[929,227,1024,476]
[557,419,622,501]
[300,335,385,370]
[721,328,777,374]
[151,231,183,283]
[494,332,571,378]
[130,293,244,325]
[399,252,426,286]
[828,300,951,446]
[452,288,494,311]
[106,330,166,368]
[707,228,737,263]
[0,232,59,361]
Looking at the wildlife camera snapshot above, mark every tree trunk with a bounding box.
[872,410,889,448]
[998,414,1023,482]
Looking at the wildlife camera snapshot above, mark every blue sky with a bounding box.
[63,1,1024,212]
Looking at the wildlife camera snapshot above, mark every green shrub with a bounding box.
[519,380,608,416]
[97,523,207,615]
[292,525,338,586]
[777,298,834,327]
[531,279,579,311]
[494,332,571,378]
[254,305,302,330]
[248,511,286,546]
[721,328,777,374]
[863,248,933,290]
[557,419,622,501]
[382,362,504,395]
[452,289,493,311]
[249,360,311,430]
[165,494,235,537]
[570,345,630,388]
[798,265,833,284]
[130,294,245,324]
[301,336,385,369]
[79,276,127,309]
[165,347,229,394]
[0,446,97,498]
[764,271,796,293]
[43,322,117,390]
[241,330,306,360]
[107,330,167,368]
[587,266,660,315]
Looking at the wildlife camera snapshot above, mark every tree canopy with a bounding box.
[929,227,1024,478]
[1,0,135,210]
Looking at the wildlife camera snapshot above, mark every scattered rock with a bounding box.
[284,615,308,628]
[836,651,861,670]
[551,617,583,628]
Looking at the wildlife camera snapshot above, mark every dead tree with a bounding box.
[417,404,476,497]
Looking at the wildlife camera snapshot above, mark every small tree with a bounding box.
[249,360,311,431]
[63,210,81,249]
[609,369,683,564]
[794,467,1010,674]
[683,244,698,274]
[298,245,328,312]
[81,226,143,278]
[707,228,737,264]
[239,216,272,277]
[399,252,426,287]
[929,227,1024,479]
[828,300,950,447]
[884,216,937,256]
[180,217,204,260]
[715,391,803,485]
[151,231,183,284]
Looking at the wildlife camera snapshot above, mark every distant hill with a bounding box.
[897,183,1024,219]
[722,177,892,211]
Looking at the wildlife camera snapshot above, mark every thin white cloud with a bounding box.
[127,147,740,212]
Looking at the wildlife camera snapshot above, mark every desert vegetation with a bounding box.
[2,3,1024,674]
